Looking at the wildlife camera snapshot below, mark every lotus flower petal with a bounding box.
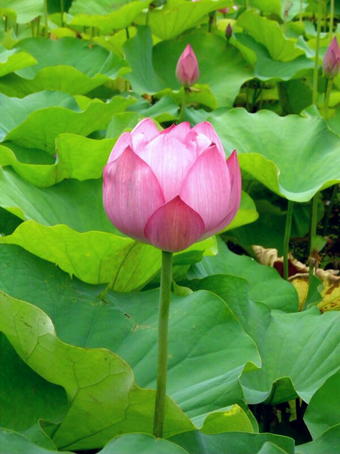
[226,150,242,216]
[138,133,196,202]
[103,147,165,240]
[162,122,191,142]
[203,151,241,237]
[192,121,225,157]
[144,196,205,252]
[131,117,160,152]
[107,132,132,163]
[176,44,200,86]
[323,37,340,79]
[180,144,231,231]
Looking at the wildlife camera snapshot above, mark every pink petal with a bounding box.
[107,132,132,163]
[202,150,242,237]
[180,144,231,232]
[226,150,242,216]
[131,118,160,152]
[176,44,200,86]
[162,121,191,141]
[192,122,225,157]
[138,133,196,202]
[103,147,165,240]
[186,130,212,155]
[144,196,205,252]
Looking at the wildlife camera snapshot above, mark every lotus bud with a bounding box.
[103,119,242,252]
[323,37,340,79]
[176,44,200,87]
[226,23,233,40]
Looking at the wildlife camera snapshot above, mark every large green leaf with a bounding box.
[98,433,294,454]
[0,289,194,450]
[1,0,44,23]
[238,305,340,404]
[124,26,163,94]
[0,428,72,454]
[237,10,304,61]
[304,371,340,438]
[0,168,116,232]
[171,431,295,454]
[0,46,37,77]
[0,38,127,96]
[233,33,313,81]
[0,135,115,187]
[98,434,189,454]
[0,91,134,152]
[68,0,152,33]
[296,425,340,454]
[0,334,68,432]
[147,0,231,40]
[189,240,298,312]
[209,108,340,202]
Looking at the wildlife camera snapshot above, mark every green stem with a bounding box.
[306,192,320,306]
[309,192,319,257]
[125,27,130,39]
[43,0,48,36]
[299,0,303,23]
[60,0,64,27]
[323,184,338,235]
[283,201,294,280]
[323,78,333,118]
[179,87,188,122]
[153,250,173,438]
[208,11,215,32]
[329,0,334,35]
[312,0,323,105]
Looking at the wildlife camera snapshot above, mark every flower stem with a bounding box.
[323,78,333,118]
[312,0,323,105]
[60,0,64,27]
[153,250,173,438]
[43,0,48,36]
[309,192,319,257]
[179,87,188,122]
[283,200,294,280]
[307,192,320,302]
[208,12,215,32]
[329,0,334,36]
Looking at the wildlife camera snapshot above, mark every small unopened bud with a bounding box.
[218,7,229,13]
[323,37,340,79]
[176,44,199,86]
[226,23,233,40]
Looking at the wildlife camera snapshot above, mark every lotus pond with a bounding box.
[0,0,339,453]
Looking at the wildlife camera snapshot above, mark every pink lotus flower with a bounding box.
[176,44,199,86]
[323,37,340,79]
[103,119,241,252]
